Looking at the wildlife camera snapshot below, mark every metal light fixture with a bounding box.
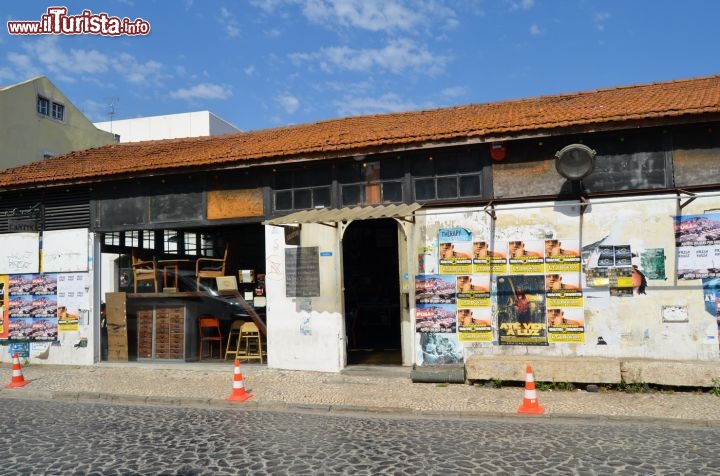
[555,144,596,180]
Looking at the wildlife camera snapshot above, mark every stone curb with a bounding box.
[2,389,719,428]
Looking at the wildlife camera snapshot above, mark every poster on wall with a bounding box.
[496,274,547,345]
[416,332,463,365]
[608,267,633,297]
[456,274,492,342]
[585,267,609,287]
[7,274,58,341]
[457,307,493,342]
[702,278,720,340]
[41,229,89,272]
[438,228,473,274]
[57,273,89,331]
[592,244,633,268]
[415,304,456,333]
[640,248,667,280]
[8,341,29,358]
[0,233,40,275]
[508,240,545,274]
[675,213,720,279]
[417,246,438,274]
[455,274,491,307]
[415,275,455,304]
[472,241,507,274]
[547,307,585,343]
[544,239,581,273]
[545,273,583,307]
[0,275,7,338]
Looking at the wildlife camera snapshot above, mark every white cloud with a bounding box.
[244,65,256,76]
[510,0,534,11]
[265,28,282,38]
[3,36,168,87]
[291,38,448,75]
[301,0,425,32]
[252,0,458,34]
[277,94,300,114]
[169,83,233,100]
[594,12,610,31]
[441,86,466,98]
[219,7,241,38]
[529,24,542,35]
[3,36,111,83]
[333,92,420,116]
[250,0,286,14]
[112,52,166,85]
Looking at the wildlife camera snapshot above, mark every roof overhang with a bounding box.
[264,202,422,227]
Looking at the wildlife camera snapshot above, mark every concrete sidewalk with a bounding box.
[1,361,719,425]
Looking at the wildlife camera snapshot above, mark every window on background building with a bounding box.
[142,230,155,250]
[51,102,64,120]
[337,157,404,207]
[37,96,50,116]
[411,152,482,201]
[103,232,120,246]
[125,230,140,248]
[273,167,332,211]
[163,230,179,254]
[184,232,198,256]
[200,233,215,256]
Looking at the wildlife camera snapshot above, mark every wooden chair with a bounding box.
[239,321,263,363]
[198,316,223,360]
[196,245,228,290]
[224,320,245,361]
[131,251,157,293]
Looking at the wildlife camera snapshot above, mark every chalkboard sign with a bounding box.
[149,191,203,223]
[285,247,320,297]
[582,132,670,193]
[98,196,147,227]
[583,151,669,193]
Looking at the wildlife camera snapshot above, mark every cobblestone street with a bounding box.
[3,398,719,475]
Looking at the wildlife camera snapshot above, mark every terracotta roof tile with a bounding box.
[2,74,719,189]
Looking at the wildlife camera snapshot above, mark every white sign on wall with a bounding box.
[42,229,89,272]
[0,232,40,274]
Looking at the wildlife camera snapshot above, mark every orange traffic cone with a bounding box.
[517,364,544,415]
[226,359,252,402]
[5,352,30,388]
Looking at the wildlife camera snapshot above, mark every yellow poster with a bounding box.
[547,307,585,343]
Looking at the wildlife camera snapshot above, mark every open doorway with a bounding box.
[343,218,402,365]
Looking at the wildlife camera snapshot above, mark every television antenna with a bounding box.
[106,97,120,132]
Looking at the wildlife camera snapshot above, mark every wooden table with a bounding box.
[157,259,193,289]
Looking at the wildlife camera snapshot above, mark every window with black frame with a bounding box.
[337,157,404,207]
[273,168,332,211]
[411,152,483,201]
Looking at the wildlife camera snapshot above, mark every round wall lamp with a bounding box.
[555,144,596,180]
[490,142,507,161]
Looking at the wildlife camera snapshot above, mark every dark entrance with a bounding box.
[342,218,402,365]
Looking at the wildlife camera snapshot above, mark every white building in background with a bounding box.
[94,111,240,142]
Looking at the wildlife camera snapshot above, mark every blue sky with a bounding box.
[2,1,719,132]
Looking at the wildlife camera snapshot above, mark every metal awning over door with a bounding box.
[264,203,422,226]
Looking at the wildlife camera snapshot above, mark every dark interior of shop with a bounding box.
[342,218,402,365]
[101,224,266,362]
